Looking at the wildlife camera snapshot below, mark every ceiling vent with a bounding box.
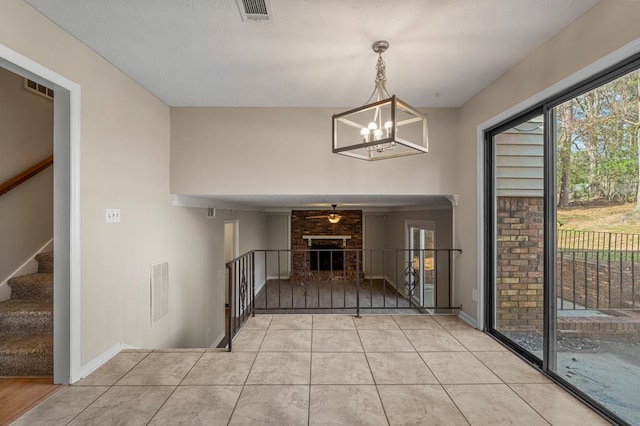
[236,0,271,21]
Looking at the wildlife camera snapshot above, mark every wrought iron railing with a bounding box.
[225,248,461,351]
[557,249,639,311]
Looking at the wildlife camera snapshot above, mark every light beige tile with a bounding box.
[116,352,201,385]
[450,330,508,351]
[354,315,400,329]
[269,314,313,329]
[247,352,311,384]
[510,383,610,425]
[309,385,387,426]
[148,386,242,425]
[260,329,312,352]
[229,385,309,426]
[358,329,414,352]
[404,330,468,352]
[420,352,502,384]
[68,386,174,426]
[313,314,356,329]
[367,352,438,384]
[309,385,388,426]
[393,315,445,330]
[474,351,549,383]
[75,352,148,386]
[242,314,273,329]
[311,352,374,384]
[433,316,473,331]
[182,351,256,385]
[445,384,548,425]
[12,386,109,426]
[120,349,151,353]
[378,385,469,425]
[312,329,363,352]
[153,348,206,353]
[231,329,266,352]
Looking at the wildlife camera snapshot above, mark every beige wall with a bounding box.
[266,214,290,278]
[0,0,226,364]
[0,66,53,297]
[170,107,459,197]
[457,0,640,323]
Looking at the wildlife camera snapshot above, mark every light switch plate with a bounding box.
[106,208,121,223]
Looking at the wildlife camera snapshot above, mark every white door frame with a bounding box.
[0,43,81,384]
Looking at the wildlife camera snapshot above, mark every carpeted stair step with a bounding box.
[0,332,53,376]
[7,273,53,300]
[35,252,53,274]
[0,299,52,334]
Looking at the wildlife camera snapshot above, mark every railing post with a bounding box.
[356,250,360,318]
[227,263,233,352]
[252,251,256,317]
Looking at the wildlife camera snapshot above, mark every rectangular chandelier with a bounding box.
[331,41,429,161]
[332,95,428,161]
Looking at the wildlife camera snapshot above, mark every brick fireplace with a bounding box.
[291,209,363,283]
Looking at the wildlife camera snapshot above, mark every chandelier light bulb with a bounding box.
[374,129,383,140]
[384,121,393,130]
[368,122,378,130]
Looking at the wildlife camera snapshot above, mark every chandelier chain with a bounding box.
[375,53,386,84]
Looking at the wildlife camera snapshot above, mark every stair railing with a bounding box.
[0,155,53,198]
[225,248,462,351]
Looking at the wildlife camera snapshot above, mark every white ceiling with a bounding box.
[26,0,599,108]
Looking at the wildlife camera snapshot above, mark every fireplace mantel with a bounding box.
[302,235,352,247]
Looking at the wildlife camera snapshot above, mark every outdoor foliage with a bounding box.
[556,70,640,208]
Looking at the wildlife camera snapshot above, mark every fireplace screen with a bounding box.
[310,245,344,271]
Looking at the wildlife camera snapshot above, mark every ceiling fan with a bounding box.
[306,204,342,224]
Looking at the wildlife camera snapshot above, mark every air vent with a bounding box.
[236,0,271,21]
[150,261,169,324]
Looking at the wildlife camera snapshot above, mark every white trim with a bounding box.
[302,235,351,246]
[78,342,138,380]
[0,42,82,385]
[475,37,640,333]
[0,238,53,302]
[458,310,478,329]
[267,275,290,280]
[211,331,226,348]
[364,275,384,280]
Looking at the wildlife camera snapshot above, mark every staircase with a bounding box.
[0,252,53,376]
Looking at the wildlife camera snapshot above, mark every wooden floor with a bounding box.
[0,377,60,425]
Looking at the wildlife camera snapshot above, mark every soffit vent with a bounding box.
[236,0,271,21]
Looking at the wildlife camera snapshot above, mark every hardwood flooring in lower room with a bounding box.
[0,377,60,425]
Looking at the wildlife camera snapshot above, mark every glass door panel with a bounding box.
[491,114,545,360]
[408,222,435,307]
[552,70,640,424]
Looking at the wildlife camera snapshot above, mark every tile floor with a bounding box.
[13,314,608,425]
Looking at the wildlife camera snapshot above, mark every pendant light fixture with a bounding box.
[332,41,429,161]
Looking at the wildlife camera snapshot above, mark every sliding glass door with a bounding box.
[486,54,640,425]
[487,112,546,364]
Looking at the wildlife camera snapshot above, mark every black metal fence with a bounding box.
[557,229,640,310]
[225,248,461,351]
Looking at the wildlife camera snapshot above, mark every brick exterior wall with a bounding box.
[290,209,363,283]
[496,197,544,331]
[496,197,639,338]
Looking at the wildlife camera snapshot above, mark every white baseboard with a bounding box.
[0,238,54,302]
[210,330,226,348]
[76,342,139,383]
[267,275,290,280]
[458,310,478,329]
[364,275,384,280]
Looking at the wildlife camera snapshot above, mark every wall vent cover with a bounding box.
[150,261,169,324]
[236,0,271,21]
